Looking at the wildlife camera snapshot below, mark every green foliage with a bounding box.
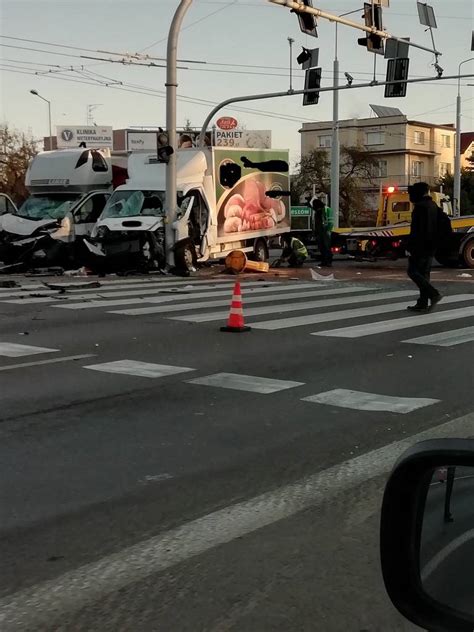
[438,169,474,216]
[291,146,378,225]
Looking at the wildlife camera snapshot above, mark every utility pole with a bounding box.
[288,37,294,91]
[165,0,193,268]
[454,58,473,217]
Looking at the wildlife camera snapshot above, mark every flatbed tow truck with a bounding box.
[291,186,474,269]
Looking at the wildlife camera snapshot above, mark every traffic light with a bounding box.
[358,2,384,55]
[291,0,318,38]
[303,67,322,106]
[385,57,410,98]
[156,130,173,164]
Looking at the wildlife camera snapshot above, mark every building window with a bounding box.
[414,131,425,145]
[439,162,451,177]
[372,160,388,178]
[366,131,385,146]
[318,135,332,148]
[411,161,424,177]
[441,134,451,148]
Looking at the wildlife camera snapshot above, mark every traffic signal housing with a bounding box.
[358,2,384,55]
[303,67,322,106]
[292,0,318,38]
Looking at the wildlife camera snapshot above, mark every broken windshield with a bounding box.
[16,194,79,221]
[101,190,165,219]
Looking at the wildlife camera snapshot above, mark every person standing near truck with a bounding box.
[406,181,443,312]
[311,197,333,267]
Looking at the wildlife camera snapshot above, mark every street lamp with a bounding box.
[454,58,474,217]
[30,89,52,151]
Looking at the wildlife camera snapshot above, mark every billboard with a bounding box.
[214,149,290,242]
[214,129,272,149]
[126,131,159,151]
[56,126,113,149]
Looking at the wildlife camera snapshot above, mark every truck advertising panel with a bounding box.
[213,149,290,242]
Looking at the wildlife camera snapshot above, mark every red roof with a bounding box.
[461,132,474,154]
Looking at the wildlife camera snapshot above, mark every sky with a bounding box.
[0,0,473,165]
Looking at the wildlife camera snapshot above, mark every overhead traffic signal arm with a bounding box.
[267,0,442,58]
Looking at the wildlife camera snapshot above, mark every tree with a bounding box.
[0,125,38,205]
[291,146,378,225]
[438,169,474,216]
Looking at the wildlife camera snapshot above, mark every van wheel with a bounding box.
[252,239,268,262]
[461,238,474,269]
[175,241,197,272]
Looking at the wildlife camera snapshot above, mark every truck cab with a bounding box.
[376,185,452,227]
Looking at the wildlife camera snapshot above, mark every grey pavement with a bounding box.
[0,264,473,630]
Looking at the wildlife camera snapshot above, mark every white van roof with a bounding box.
[26,148,112,193]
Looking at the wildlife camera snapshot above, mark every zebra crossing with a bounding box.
[1,275,474,348]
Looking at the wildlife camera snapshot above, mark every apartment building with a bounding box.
[300,108,456,195]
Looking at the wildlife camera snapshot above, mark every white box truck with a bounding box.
[86,147,291,271]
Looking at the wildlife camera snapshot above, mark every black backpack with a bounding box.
[436,206,453,245]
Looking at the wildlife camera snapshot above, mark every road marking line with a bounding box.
[0,354,97,372]
[421,527,474,581]
[314,303,474,338]
[52,281,287,310]
[403,325,474,347]
[171,290,414,323]
[301,388,440,413]
[84,360,195,379]
[4,281,273,305]
[0,343,58,357]
[1,412,472,630]
[253,294,474,331]
[110,286,373,316]
[187,372,304,394]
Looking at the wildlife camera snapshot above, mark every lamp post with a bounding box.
[30,89,52,150]
[454,58,474,217]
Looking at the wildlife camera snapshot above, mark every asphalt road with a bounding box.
[0,260,473,631]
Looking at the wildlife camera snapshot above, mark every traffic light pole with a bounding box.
[198,73,474,149]
[267,0,442,57]
[454,58,474,217]
[331,56,340,228]
[165,0,193,268]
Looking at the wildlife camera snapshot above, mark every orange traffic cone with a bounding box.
[220,281,251,333]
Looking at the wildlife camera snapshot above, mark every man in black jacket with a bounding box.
[406,182,442,312]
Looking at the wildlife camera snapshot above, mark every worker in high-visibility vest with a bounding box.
[279,233,308,267]
[311,197,333,267]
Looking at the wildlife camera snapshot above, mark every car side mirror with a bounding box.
[380,439,474,632]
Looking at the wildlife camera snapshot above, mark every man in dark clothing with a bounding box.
[310,197,333,267]
[406,182,442,312]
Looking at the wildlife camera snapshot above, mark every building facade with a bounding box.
[300,114,456,195]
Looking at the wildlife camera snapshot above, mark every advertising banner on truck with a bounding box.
[214,149,290,242]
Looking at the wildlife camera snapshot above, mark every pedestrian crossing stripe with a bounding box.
[403,325,474,347]
[83,360,195,379]
[314,303,474,338]
[111,286,375,316]
[301,389,439,413]
[170,289,415,323]
[4,280,282,306]
[252,294,474,331]
[0,343,58,357]
[187,373,304,394]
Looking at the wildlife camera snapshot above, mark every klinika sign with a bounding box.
[56,125,113,149]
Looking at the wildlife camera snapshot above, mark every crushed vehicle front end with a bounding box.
[85,189,166,272]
